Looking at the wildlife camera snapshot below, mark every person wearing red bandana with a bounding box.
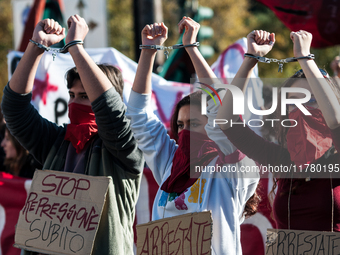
[1,15,143,255]
[217,30,340,232]
[126,17,259,255]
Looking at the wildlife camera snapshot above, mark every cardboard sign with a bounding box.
[266,228,340,255]
[14,170,111,255]
[136,211,212,255]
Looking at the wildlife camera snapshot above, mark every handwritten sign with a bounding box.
[266,228,340,255]
[136,211,212,255]
[14,170,111,255]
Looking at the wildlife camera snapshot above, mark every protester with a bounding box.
[1,15,144,255]
[217,29,340,231]
[126,17,259,254]
[1,124,42,178]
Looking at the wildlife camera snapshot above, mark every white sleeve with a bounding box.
[126,90,177,184]
[204,87,236,155]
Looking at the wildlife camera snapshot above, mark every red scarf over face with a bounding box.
[64,103,98,153]
[286,108,333,168]
[160,130,220,194]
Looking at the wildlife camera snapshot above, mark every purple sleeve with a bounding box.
[222,122,291,167]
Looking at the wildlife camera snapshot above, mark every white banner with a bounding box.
[7,48,191,126]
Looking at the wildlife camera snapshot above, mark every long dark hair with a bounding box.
[171,91,260,218]
[275,69,340,148]
[270,69,340,199]
[2,125,29,176]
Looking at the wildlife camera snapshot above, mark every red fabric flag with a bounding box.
[256,0,340,48]
[18,0,65,52]
[0,172,31,255]
[18,0,46,52]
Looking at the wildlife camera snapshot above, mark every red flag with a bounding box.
[256,0,340,48]
[0,172,31,255]
[18,0,65,52]
[18,0,46,52]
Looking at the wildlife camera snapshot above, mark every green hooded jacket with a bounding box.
[2,84,144,255]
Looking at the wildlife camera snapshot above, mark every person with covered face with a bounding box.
[217,29,340,231]
[126,17,260,254]
[1,15,143,255]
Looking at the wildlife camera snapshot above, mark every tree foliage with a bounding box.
[162,0,340,79]
[0,0,13,99]
[107,0,134,59]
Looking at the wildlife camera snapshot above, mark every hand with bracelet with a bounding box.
[31,18,66,49]
[30,16,86,59]
[141,22,168,52]
[140,19,200,58]
[177,16,218,86]
[217,28,340,234]
[290,30,312,59]
[4,14,145,255]
[244,30,316,72]
[66,14,88,45]
[178,16,200,47]
[245,30,275,59]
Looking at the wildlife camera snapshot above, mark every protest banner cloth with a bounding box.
[7,48,191,127]
[136,211,212,255]
[266,228,340,255]
[14,170,111,255]
[0,172,31,255]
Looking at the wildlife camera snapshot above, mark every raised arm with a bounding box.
[127,23,177,183]
[216,30,275,129]
[132,22,168,94]
[290,31,340,129]
[178,17,216,82]
[2,20,66,164]
[9,19,65,93]
[66,15,113,102]
[176,17,236,154]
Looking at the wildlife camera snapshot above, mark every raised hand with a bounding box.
[141,22,168,46]
[290,30,312,58]
[178,16,200,45]
[31,19,65,47]
[66,15,89,44]
[246,30,275,57]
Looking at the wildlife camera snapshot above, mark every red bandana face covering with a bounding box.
[160,129,220,194]
[64,103,98,153]
[286,108,333,168]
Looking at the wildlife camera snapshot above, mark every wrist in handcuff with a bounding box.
[244,53,315,72]
[295,54,313,61]
[29,39,84,60]
[139,42,200,59]
[67,43,84,52]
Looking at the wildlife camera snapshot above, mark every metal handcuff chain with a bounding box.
[140,42,200,59]
[244,53,315,72]
[29,39,84,61]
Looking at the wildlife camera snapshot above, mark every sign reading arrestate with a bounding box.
[266,228,340,255]
[14,170,111,255]
[136,211,212,255]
